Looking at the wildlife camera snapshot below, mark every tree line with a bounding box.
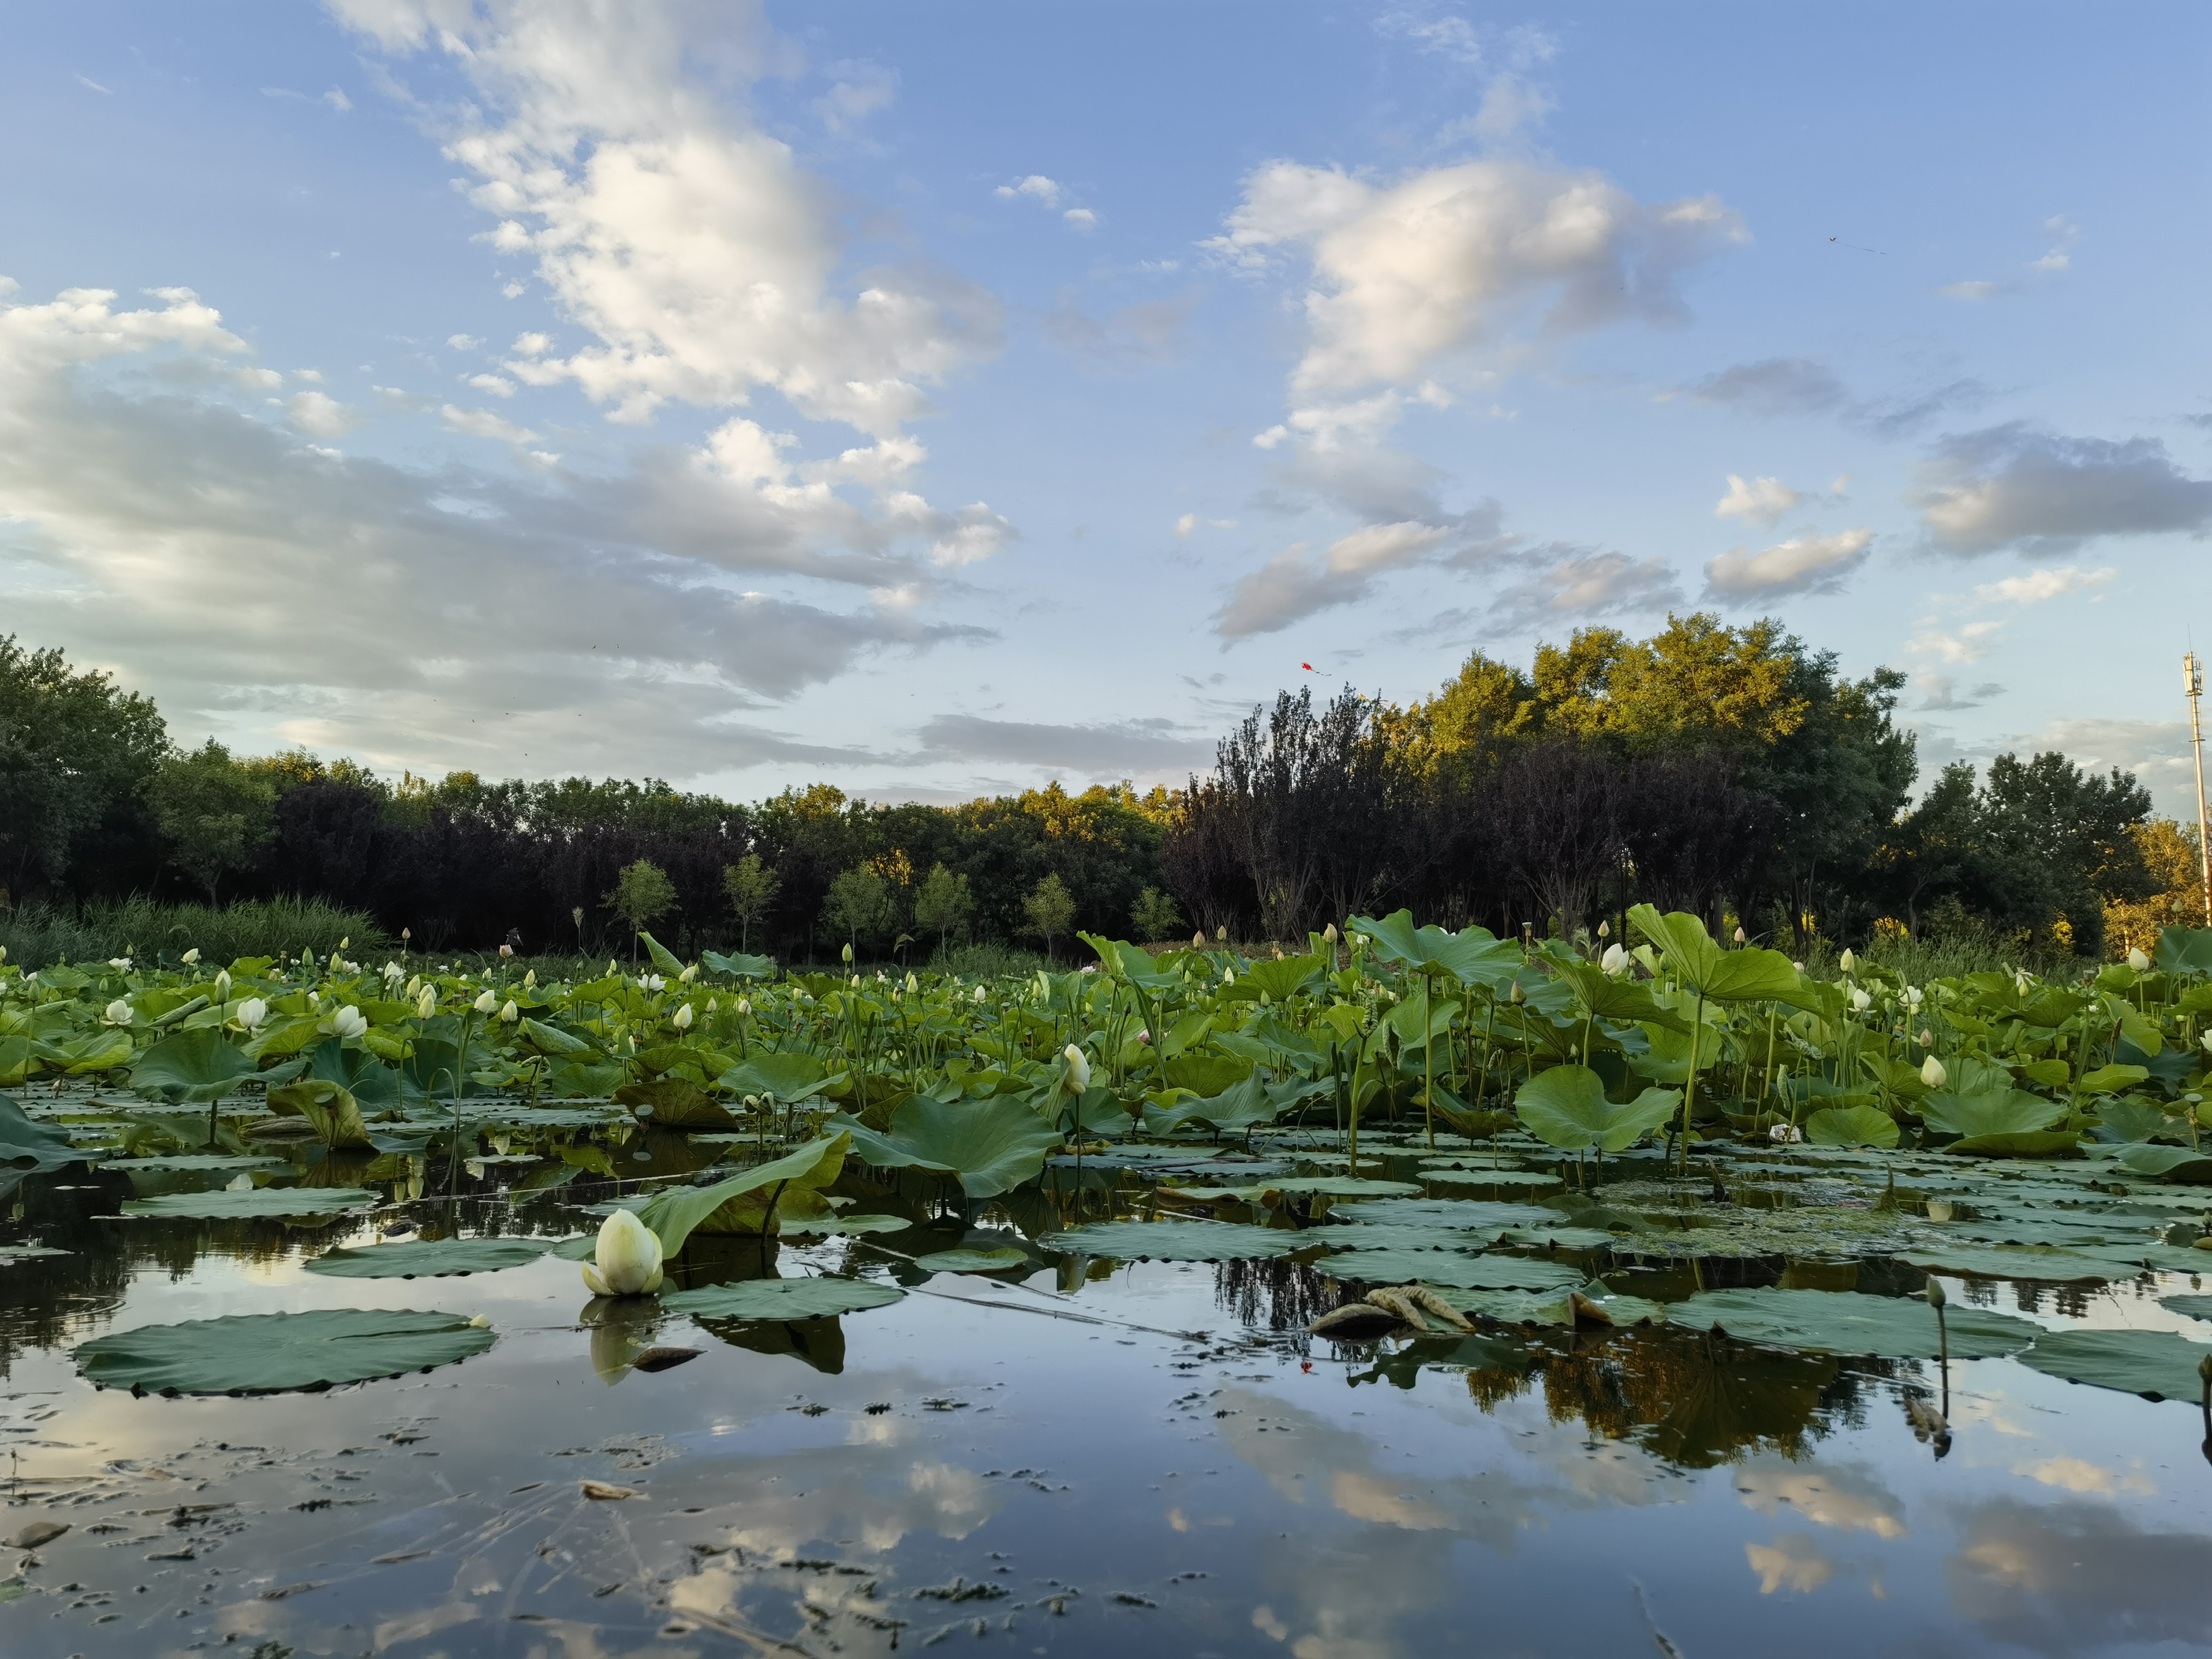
[2,621,2194,962]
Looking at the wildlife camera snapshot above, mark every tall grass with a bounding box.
[0,897,388,969]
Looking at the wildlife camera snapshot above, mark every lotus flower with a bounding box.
[214,969,232,1002]
[1920,1054,1947,1089]
[1839,949,1857,974]
[499,999,519,1023]
[1732,927,1746,943]
[473,988,497,1015]
[102,999,132,1026]
[1850,987,1871,1012]
[107,956,131,972]
[705,997,717,1014]
[235,997,269,1033]
[382,961,403,981]
[1904,986,1924,1008]
[1063,1043,1091,1092]
[1192,932,1205,950]
[1600,942,1628,975]
[642,974,666,993]
[416,986,437,1020]
[842,943,854,965]
[181,948,200,966]
[678,964,698,983]
[738,997,752,1015]
[2127,946,2151,972]
[582,1210,664,1297]
[523,969,537,989]
[671,1002,693,1030]
[1323,923,1339,944]
[972,985,986,1004]
[1768,1123,1803,1144]
[906,972,919,993]
[1222,968,1235,986]
[329,1005,369,1040]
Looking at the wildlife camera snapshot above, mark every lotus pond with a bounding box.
[3,911,2212,1656]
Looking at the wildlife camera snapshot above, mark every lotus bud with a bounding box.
[102,999,132,1026]
[1850,987,1871,1012]
[850,974,860,988]
[473,988,497,1015]
[1510,980,1525,1004]
[181,948,200,966]
[1216,926,1227,942]
[1733,926,1747,944]
[401,927,412,942]
[1924,1277,1946,1309]
[1222,968,1235,986]
[1596,920,1610,939]
[678,963,698,983]
[0,946,7,965]
[1839,948,1857,974]
[416,986,436,1020]
[330,1005,369,1040]
[1193,932,1205,950]
[738,997,752,1015]
[499,942,514,959]
[215,969,233,1002]
[973,985,986,1004]
[523,969,537,990]
[581,1209,664,1298]
[1916,1027,1933,1047]
[671,1002,693,1030]
[498,999,518,1023]
[906,972,919,993]
[1600,943,1628,975]
[1920,1054,1947,1089]
[235,997,269,1032]
[339,936,349,950]
[1063,1043,1091,1092]
[1324,923,1339,944]
[2127,947,2150,972]
[842,943,854,965]
[1791,961,1805,972]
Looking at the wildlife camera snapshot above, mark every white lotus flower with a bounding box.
[499,942,514,958]
[329,1005,369,1040]
[1768,1123,1803,1144]
[1222,969,1235,986]
[1904,986,1924,1008]
[906,972,919,993]
[1600,942,1628,975]
[678,964,698,983]
[382,961,402,981]
[671,1002,693,1030]
[181,948,200,966]
[102,999,132,1026]
[641,975,666,993]
[2127,947,2151,972]
[416,985,436,1020]
[1839,949,1857,974]
[523,969,537,990]
[1920,1055,1947,1089]
[973,985,986,1004]
[582,1210,663,1297]
[473,988,497,1015]
[107,956,131,972]
[705,997,717,1014]
[235,997,269,1033]
[1063,1043,1090,1092]
[737,997,752,1015]
[498,1000,519,1023]
[1850,987,1871,1012]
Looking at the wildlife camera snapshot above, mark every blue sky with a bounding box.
[4,2,2208,813]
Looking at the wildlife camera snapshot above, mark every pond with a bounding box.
[4,1128,2210,1659]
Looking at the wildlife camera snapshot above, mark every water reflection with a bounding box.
[1945,1496,2212,1653]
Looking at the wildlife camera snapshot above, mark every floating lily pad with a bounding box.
[913,1248,1031,1273]
[1261,1176,1424,1198]
[1443,1285,1668,1327]
[118,1187,377,1220]
[75,1309,494,1394]
[2013,1327,2212,1401]
[1311,1224,1502,1252]
[660,1277,905,1320]
[2162,1293,2212,1324]
[1042,1219,1305,1262]
[776,1213,914,1237]
[99,1154,284,1173]
[1320,1249,1583,1291]
[1674,1287,2039,1358]
[1334,1197,1559,1230]
[305,1238,553,1278]
[1890,1244,2131,1283]
[0,1244,69,1262]
[1421,1167,1564,1190]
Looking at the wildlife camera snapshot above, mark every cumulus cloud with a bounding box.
[1973,564,2116,604]
[1941,280,2001,302]
[1704,528,1872,598]
[1908,619,2004,665]
[1062,207,1098,231]
[1485,546,1682,634]
[285,389,358,437]
[994,174,1061,206]
[1714,473,1802,526]
[1215,518,1480,638]
[1206,158,1745,393]
[441,402,537,444]
[1914,424,2212,555]
[912,714,1215,775]
[1684,356,1848,417]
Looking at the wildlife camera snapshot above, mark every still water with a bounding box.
[3,1167,2210,1659]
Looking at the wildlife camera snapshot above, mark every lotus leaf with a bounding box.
[831,1095,1061,1197]
[75,1309,494,1394]
[2090,1097,2177,1143]
[660,1277,905,1321]
[2013,1327,2212,1402]
[266,1079,372,1148]
[1263,1175,1423,1197]
[0,1244,69,1262]
[100,1154,282,1172]
[1321,1250,1582,1291]
[1804,1105,1900,1148]
[777,1213,914,1237]
[1043,1219,1304,1262]
[129,1029,256,1105]
[635,1134,848,1250]
[913,1248,1031,1273]
[1348,911,1521,990]
[118,1186,378,1220]
[1438,1284,1668,1327]
[0,1093,94,1170]
[615,1077,736,1129]
[1627,906,1820,1010]
[717,1051,839,1103]
[2154,925,2212,976]
[305,1238,553,1278]
[2078,1064,2151,1096]
[2112,1143,2212,1183]
[1919,1087,2066,1139]
[1143,1069,1282,1137]
[1337,1197,1559,1230]
[1890,1243,2126,1283]
[2159,1293,2212,1324]
[1674,1287,2039,1358]
[700,949,777,979]
[1515,1065,1681,1154]
[305,1041,403,1107]
[1423,1167,1565,1190]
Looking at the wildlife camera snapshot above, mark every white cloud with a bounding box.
[1714,473,1801,526]
[440,402,537,444]
[1704,528,1872,598]
[995,174,1061,206]
[77,75,111,95]
[1941,280,2001,302]
[1174,512,1196,538]
[1486,547,1682,633]
[466,372,516,396]
[1914,424,2212,555]
[447,332,482,350]
[814,61,896,137]
[285,389,358,437]
[1213,518,1482,638]
[2029,214,2079,273]
[1972,564,2116,605]
[1205,157,1745,393]
[1908,619,2004,664]
[1062,207,1098,231]
[324,87,354,112]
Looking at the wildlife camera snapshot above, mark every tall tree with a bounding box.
[0,637,167,901]
[146,740,276,905]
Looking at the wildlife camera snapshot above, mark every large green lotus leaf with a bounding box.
[0,1092,93,1170]
[1313,1224,1503,1252]
[777,1212,914,1237]
[2112,1143,2212,1183]
[1440,1284,1669,1327]
[833,1095,1061,1197]
[1422,1167,1566,1190]
[635,929,686,977]
[516,1017,598,1060]
[1626,1023,1727,1086]
[1804,1105,1900,1149]
[660,1277,904,1320]
[1079,933,1191,994]
[2014,1327,2212,1402]
[61,1028,136,1075]
[305,1041,403,1108]
[1626,906,1820,1010]
[305,1238,552,1278]
[1891,1243,2126,1283]
[1919,1087,2065,1139]
[1947,1129,2085,1158]
[1321,1250,1583,1291]
[635,1134,847,1251]
[1348,911,1522,990]
[700,949,777,980]
[1162,1053,1252,1096]
[75,1309,494,1394]
[1044,1219,1303,1262]
[717,1051,837,1103]
[100,1154,282,1173]
[1144,1069,1283,1137]
[2077,1064,2151,1096]
[2093,1096,2179,1143]
[129,1029,256,1105]
[2159,1293,2212,1324]
[1515,1065,1680,1153]
[266,1080,372,1148]
[1238,955,1326,1002]
[1263,1175,1422,1197]
[615,1077,737,1129]
[1337,1197,1559,1230]
[1544,956,1692,1034]
[119,1186,378,1220]
[913,1247,1031,1273]
[2155,925,2212,977]
[1675,1287,2038,1358]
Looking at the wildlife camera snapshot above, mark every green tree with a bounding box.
[1974,752,2152,956]
[145,740,276,905]
[1022,872,1076,959]
[722,853,781,951]
[913,862,975,952]
[605,859,678,959]
[1130,885,1183,941]
[0,637,168,900]
[823,864,894,955]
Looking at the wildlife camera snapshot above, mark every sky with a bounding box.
[3,1,2209,814]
